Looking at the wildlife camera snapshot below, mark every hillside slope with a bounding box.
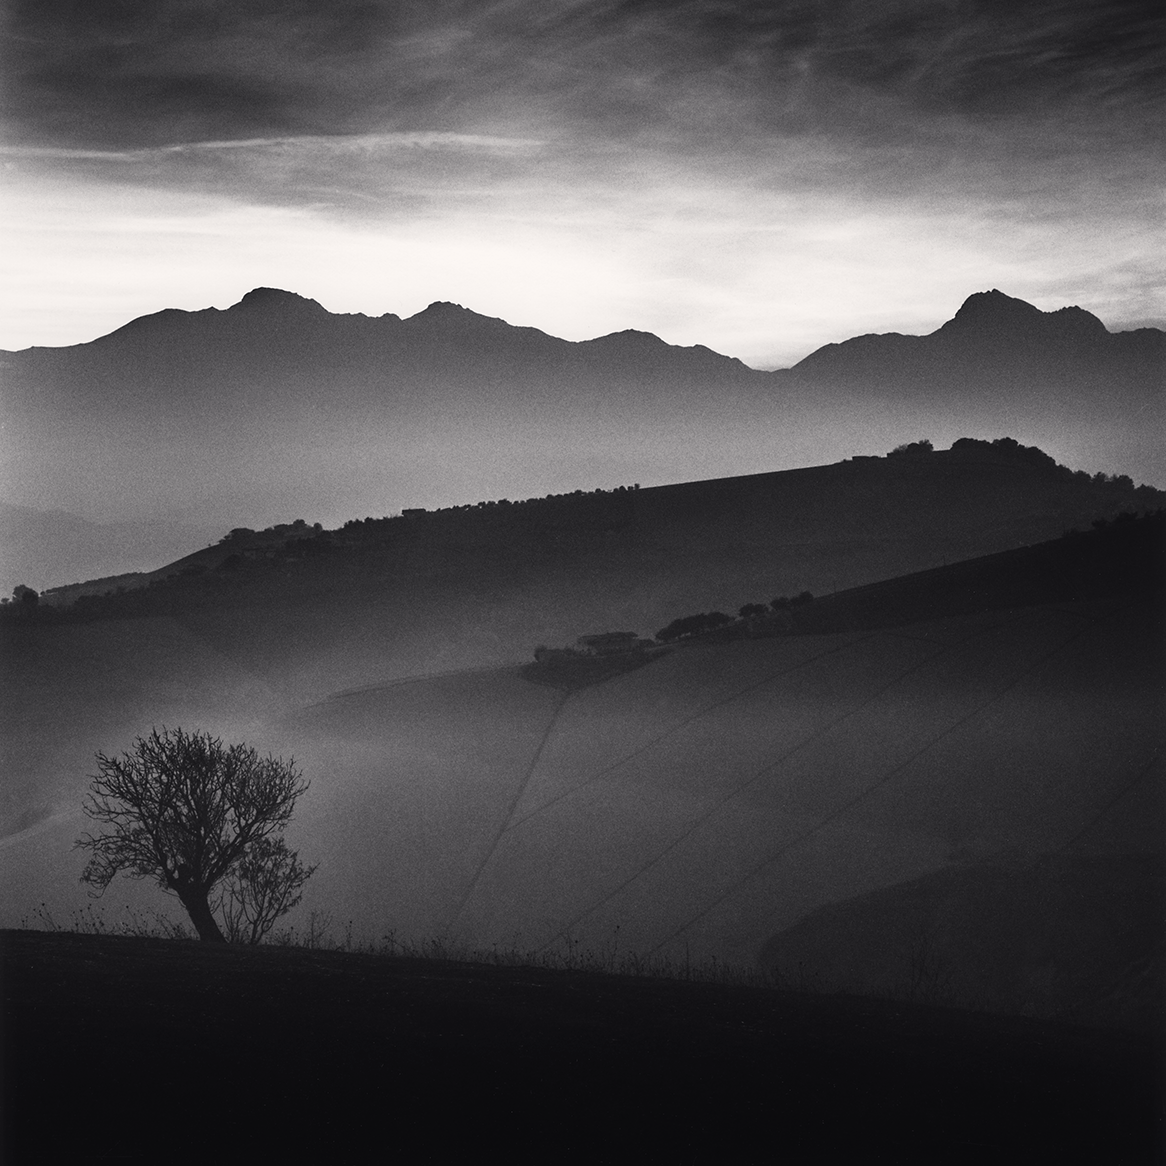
[3,516,1160,1026]
[27,441,1163,702]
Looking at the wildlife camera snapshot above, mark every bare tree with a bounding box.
[76,727,313,942]
[216,835,316,945]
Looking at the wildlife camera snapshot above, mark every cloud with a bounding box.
[6,2,1160,150]
[0,129,549,221]
[5,1,1159,226]
[0,131,544,162]
[1,1,1160,360]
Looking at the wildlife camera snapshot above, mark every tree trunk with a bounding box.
[177,887,227,942]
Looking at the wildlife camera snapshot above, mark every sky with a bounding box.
[1,0,1162,369]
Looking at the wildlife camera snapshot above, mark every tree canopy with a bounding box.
[76,727,314,942]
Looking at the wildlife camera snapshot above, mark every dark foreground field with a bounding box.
[3,931,1162,1164]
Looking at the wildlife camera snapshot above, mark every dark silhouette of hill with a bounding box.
[2,287,1160,574]
[740,507,1166,638]
[723,512,1164,1029]
[28,440,1164,641]
[4,930,1160,1163]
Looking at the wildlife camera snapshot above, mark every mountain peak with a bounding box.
[1045,304,1110,336]
[940,289,1107,339]
[406,301,511,330]
[231,288,329,315]
[947,289,1043,327]
[592,329,669,346]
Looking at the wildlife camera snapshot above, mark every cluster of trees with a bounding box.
[339,482,642,539]
[655,592,815,642]
[430,482,642,516]
[76,727,315,944]
[946,437,1150,494]
[655,611,734,642]
[219,532,339,572]
[767,592,815,611]
[1,584,39,609]
[884,436,1151,496]
[220,519,323,544]
[1063,508,1163,538]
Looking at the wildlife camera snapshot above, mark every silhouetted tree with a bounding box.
[76,727,313,942]
[739,603,768,620]
[656,615,698,642]
[216,835,316,945]
[658,609,744,641]
[13,584,38,607]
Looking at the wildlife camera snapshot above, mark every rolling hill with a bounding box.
[2,495,1160,1029]
[26,438,1164,696]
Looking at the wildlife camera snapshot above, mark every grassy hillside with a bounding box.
[3,516,1159,1029]
[1,452,1160,1033]
[4,929,1160,1163]
[271,592,1161,999]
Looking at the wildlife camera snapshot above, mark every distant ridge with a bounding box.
[12,284,1158,381]
[22,438,1163,634]
[790,288,1162,405]
[1,287,1161,583]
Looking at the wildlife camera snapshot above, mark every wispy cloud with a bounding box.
[0,132,544,162]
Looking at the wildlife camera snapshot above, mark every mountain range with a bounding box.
[1,287,1161,590]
